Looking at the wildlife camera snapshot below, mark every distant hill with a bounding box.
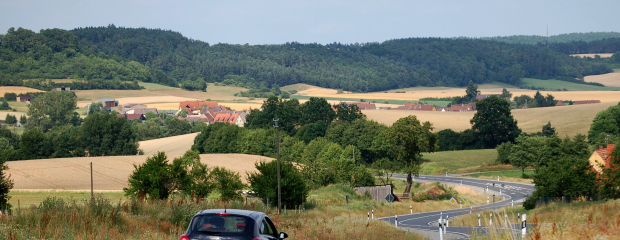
[481,32,620,45]
[71,26,612,92]
[0,27,173,90]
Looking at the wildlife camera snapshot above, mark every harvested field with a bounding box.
[6,132,272,191]
[138,81,178,90]
[570,53,614,58]
[0,86,44,95]
[0,111,26,120]
[114,96,198,105]
[364,101,618,137]
[584,72,620,87]
[74,89,164,100]
[218,102,263,111]
[7,153,272,190]
[151,89,245,101]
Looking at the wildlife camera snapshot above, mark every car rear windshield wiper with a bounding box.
[197,230,222,235]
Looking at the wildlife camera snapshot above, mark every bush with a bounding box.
[3,92,16,101]
[248,160,308,208]
[124,152,172,199]
[523,195,536,210]
[211,167,245,200]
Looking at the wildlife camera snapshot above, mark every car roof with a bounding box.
[195,209,265,220]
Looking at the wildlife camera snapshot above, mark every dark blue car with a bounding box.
[179,209,289,240]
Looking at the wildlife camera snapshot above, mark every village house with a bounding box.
[117,113,146,122]
[120,103,147,113]
[588,144,615,176]
[127,108,159,115]
[555,101,565,106]
[346,102,376,110]
[179,101,218,114]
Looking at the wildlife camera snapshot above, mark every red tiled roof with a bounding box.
[117,114,145,121]
[605,144,615,169]
[555,101,565,106]
[180,101,218,111]
[451,104,472,112]
[346,102,376,110]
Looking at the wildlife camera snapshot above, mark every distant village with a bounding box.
[74,93,604,128]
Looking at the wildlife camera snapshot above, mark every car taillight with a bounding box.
[252,238,262,240]
[216,212,231,216]
[179,234,190,240]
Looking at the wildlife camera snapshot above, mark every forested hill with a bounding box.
[0,27,173,90]
[71,26,612,92]
[481,32,620,45]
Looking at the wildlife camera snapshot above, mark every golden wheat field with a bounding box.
[0,86,44,96]
[584,72,620,87]
[364,101,618,137]
[6,133,273,191]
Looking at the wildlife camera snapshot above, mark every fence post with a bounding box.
[439,218,443,240]
[521,214,527,239]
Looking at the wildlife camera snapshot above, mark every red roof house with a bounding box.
[117,114,146,121]
[573,100,601,105]
[179,101,218,113]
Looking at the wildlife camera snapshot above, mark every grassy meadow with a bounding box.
[464,170,534,184]
[419,149,498,175]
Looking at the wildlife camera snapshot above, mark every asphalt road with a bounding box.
[379,174,535,239]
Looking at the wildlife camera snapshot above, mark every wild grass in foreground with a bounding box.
[451,199,620,240]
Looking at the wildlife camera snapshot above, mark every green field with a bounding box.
[419,149,499,174]
[466,170,534,178]
[137,81,179,90]
[520,78,620,91]
[291,95,452,107]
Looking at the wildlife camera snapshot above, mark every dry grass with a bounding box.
[570,53,614,58]
[0,86,44,96]
[363,101,618,137]
[74,90,165,101]
[281,83,317,93]
[452,200,620,240]
[0,112,26,120]
[584,72,620,87]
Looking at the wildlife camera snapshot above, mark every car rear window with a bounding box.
[190,214,254,236]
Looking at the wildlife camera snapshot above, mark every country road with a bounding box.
[380,174,535,240]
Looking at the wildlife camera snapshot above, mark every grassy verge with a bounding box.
[463,170,534,184]
[520,78,620,91]
[9,191,126,208]
[450,199,620,240]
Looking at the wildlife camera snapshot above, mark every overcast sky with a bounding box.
[1,0,619,45]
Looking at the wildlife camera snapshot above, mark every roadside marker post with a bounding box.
[500,189,502,195]
[439,218,443,240]
[460,201,462,209]
[478,214,481,226]
[446,215,449,227]
[410,206,412,214]
[460,180,462,185]
[498,176,500,181]
[445,172,447,177]
[505,214,507,225]
[521,214,527,239]
[367,212,369,220]
[443,218,447,234]
[512,200,514,206]
[517,213,520,222]
[487,197,489,204]
[490,213,493,226]
[395,215,398,227]
[493,194,495,203]
[372,209,374,219]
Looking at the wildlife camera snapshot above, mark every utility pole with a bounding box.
[90,162,94,202]
[273,118,281,214]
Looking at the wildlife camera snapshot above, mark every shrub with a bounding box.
[211,167,245,200]
[124,152,172,199]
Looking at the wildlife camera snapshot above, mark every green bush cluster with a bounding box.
[124,151,245,200]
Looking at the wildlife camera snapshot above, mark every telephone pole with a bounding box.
[273,118,281,214]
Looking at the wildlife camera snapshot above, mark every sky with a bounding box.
[1,0,619,45]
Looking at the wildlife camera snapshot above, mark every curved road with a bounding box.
[379,174,535,239]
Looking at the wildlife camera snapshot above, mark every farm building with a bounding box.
[51,87,71,91]
[573,100,601,105]
[346,102,376,110]
[92,98,119,112]
[476,94,500,101]
[555,101,565,106]
[16,95,33,102]
[127,108,158,115]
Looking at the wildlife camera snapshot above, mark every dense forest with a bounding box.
[0,27,172,90]
[71,26,613,92]
[481,32,620,45]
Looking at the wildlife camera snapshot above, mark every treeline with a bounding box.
[129,112,208,141]
[549,38,620,54]
[0,27,172,89]
[71,26,612,92]
[481,32,620,45]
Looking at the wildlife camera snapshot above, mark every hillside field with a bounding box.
[520,78,620,91]
[584,72,620,87]
[364,101,618,137]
